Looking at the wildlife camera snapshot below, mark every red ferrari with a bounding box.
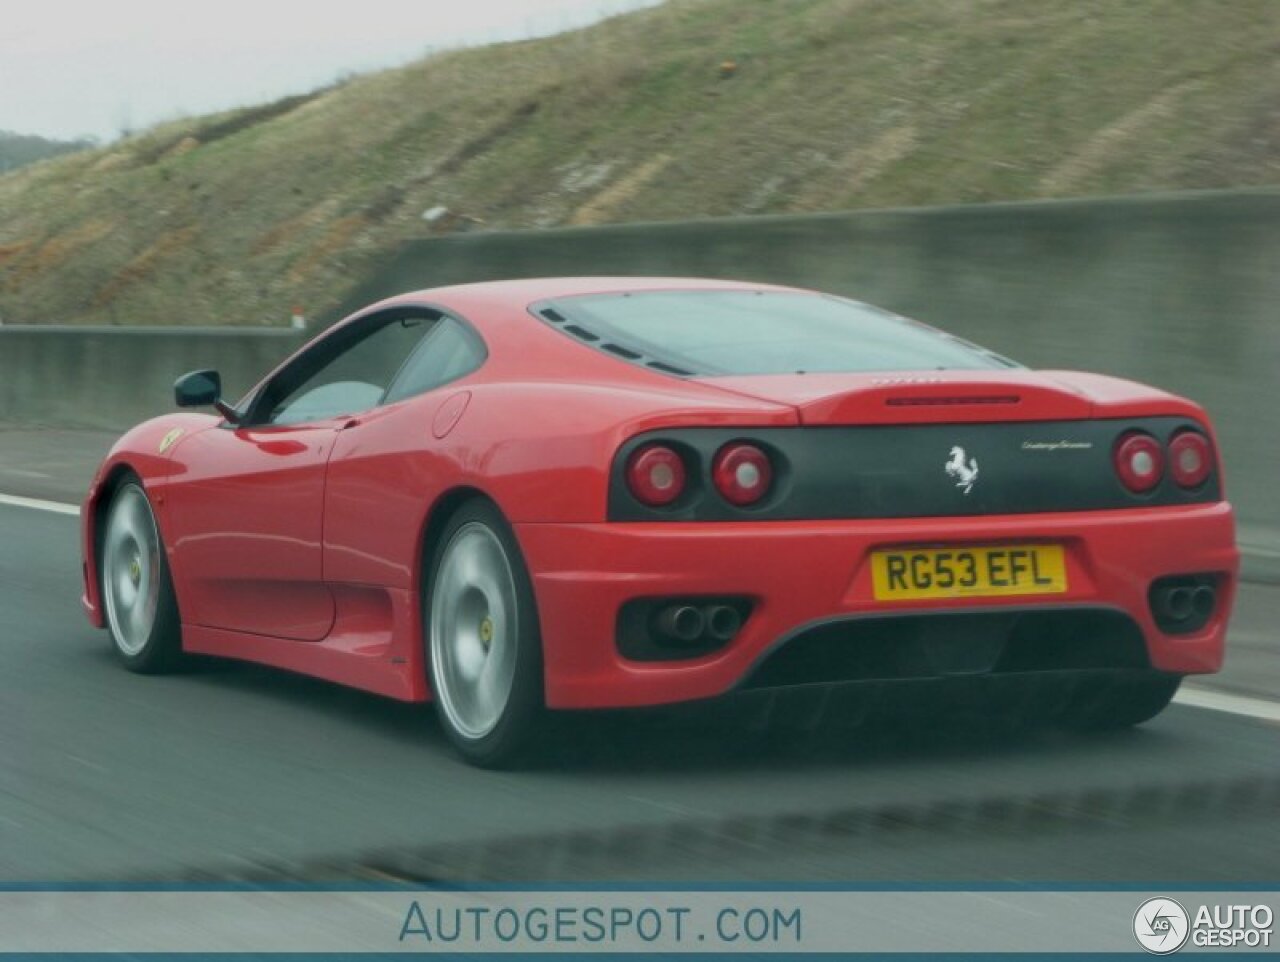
[81,278,1238,765]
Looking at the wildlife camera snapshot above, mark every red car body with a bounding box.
[80,278,1238,712]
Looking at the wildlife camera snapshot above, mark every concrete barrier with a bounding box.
[2,189,1275,535]
[0,326,305,431]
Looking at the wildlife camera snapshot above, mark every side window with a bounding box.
[255,312,435,425]
[382,317,485,405]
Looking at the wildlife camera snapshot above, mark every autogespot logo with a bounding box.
[1134,897,1191,954]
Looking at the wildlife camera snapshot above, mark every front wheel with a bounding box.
[425,500,545,767]
[101,478,184,673]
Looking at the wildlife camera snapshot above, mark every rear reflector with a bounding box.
[625,445,686,507]
[712,443,773,506]
[1114,431,1164,493]
[1169,431,1212,489]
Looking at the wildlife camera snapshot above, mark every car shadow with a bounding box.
[122,651,447,748]
[150,652,1146,776]
[536,700,1118,776]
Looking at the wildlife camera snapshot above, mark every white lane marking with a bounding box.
[1240,540,1280,559]
[1175,686,1280,724]
[0,493,80,517]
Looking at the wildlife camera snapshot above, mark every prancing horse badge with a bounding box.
[158,428,185,454]
[945,445,979,494]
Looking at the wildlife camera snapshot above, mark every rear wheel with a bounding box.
[425,499,545,767]
[1063,673,1182,730]
[101,478,183,673]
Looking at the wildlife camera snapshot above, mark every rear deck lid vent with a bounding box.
[562,323,600,342]
[537,306,694,376]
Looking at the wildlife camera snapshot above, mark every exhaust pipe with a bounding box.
[1191,584,1216,620]
[705,604,742,642]
[1149,575,1217,634]
[1160,586,1194,622]
[655,605,705,643]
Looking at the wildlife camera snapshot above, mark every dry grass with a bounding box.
[1,0,1278,325]
[286,214,367,286]
[91,226,198,308]
[4,219,113,290]
[570,153,673,225]
[1039,81,1204,195]
[0,241,29,267]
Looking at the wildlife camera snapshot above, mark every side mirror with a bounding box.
[173,369,243,424]
[174,369,221,408]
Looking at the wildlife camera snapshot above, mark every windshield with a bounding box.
[538,290,1016,376]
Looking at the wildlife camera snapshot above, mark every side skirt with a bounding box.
[182,584,430,702]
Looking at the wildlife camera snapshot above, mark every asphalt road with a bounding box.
[1,498,1278,883]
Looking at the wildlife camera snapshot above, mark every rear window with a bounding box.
[535,290,1015,376]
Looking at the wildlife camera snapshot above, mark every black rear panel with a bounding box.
[608,417,1219,521]
[742,607,1149,689]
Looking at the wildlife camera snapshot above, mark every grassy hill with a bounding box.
[2,0,1278,326]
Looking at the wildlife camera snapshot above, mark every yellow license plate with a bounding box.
[870,544,1067,601]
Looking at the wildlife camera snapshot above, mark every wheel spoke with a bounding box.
[471,673,500,727]
[430,522,520,741]
[102,485,161,657]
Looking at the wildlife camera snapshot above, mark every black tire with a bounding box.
[99,475,184,673]
[1062,673,1182,731]
[424,498,545,767]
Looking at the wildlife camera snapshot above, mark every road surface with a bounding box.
[1,495,1277,882]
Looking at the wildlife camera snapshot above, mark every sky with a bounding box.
[0,0,659,142]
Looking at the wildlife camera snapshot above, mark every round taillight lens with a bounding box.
[712,443,773,506]
[626,445,686,506]
[1113,432,1164,493]
[1169,431,1212,488]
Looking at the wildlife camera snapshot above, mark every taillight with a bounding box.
[1169,431,1212,488]
[1113,432,1164,493]
[626,445,686,506]
[712,443,773,506]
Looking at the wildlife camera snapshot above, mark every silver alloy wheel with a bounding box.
[102,483,161,657]
[430,521,520,740]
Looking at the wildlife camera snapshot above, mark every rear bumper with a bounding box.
[516,502,1238,709]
